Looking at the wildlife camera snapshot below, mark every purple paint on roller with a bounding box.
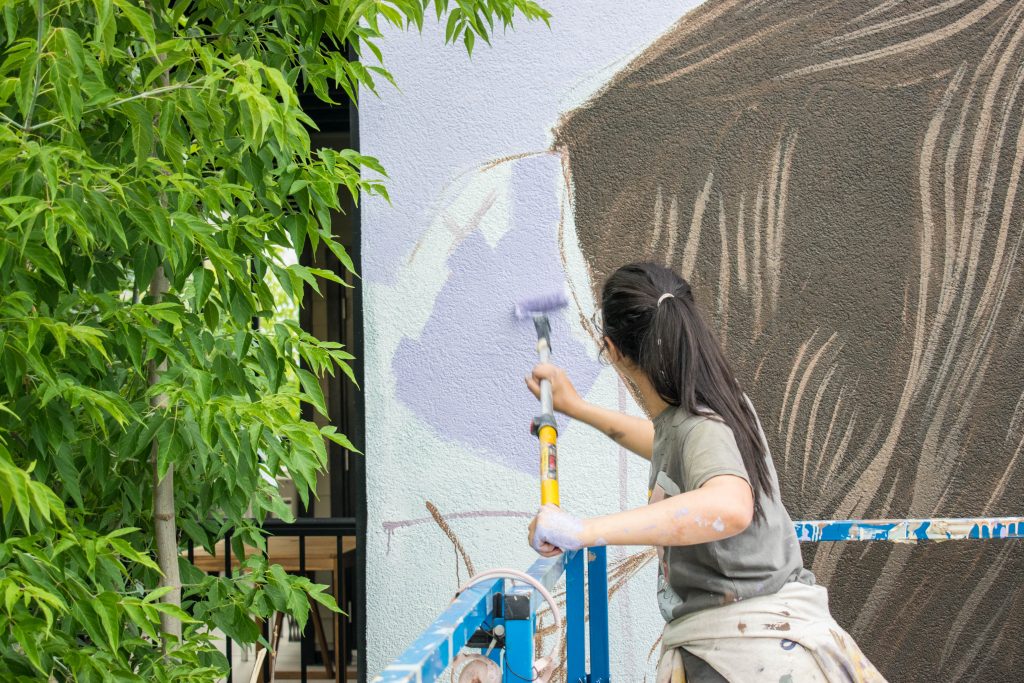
[514,291,568,319]
[392,154,601,474]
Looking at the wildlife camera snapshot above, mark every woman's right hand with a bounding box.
[527,362,656,460]
[526,363,583,417]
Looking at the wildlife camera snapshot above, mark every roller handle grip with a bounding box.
[538,340,554,416]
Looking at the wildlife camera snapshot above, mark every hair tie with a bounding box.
[657,292,674,306]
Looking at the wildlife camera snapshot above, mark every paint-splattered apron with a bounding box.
[655,582,887,682]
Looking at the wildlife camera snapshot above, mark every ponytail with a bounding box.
[599,263,773,518]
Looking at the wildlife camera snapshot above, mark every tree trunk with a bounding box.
[149,264,181,647]
[142,9,182,643]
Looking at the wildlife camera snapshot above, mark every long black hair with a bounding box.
[599,262,773,517]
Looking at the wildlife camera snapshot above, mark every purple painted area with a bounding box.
[392,154,601,473]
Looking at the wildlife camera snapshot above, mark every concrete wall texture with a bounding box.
[361,2,1024,680]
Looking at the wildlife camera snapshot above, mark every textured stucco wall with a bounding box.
[361,2,1024,681]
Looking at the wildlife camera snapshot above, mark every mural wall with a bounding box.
[361,1,1024,680]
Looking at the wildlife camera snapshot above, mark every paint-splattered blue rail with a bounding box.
[795,516,1024,542]
[372,552,572,683]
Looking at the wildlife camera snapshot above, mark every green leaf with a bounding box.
[324,238,357,276]
[150,601,196,623]
[96,592,121,651]
[112,0,156,49]
[124,100,154,168]
[12,623,43,672]
[323,426,361,454]
[52,448,83,508]
[295,368,326,416]
[124,602,159,641]
[68,324,111,362]
[444,9,462,42]
[193,265,213,309]
[213,603,259,642]
[122,322,144,373]
[266,493,295,523]
[143,585,175,604]
[308,584,342,614]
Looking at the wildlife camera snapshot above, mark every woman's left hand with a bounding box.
[528,504,586,557]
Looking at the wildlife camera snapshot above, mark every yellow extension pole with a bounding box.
[532,316,560,506]
[539,424,560,506]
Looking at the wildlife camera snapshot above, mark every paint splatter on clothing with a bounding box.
[649,403,814,621]
[656,581,886,682]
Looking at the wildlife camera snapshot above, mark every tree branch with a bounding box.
[23,0,46,131]
[27,83,212,132]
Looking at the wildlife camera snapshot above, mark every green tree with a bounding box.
[0,0,549,679]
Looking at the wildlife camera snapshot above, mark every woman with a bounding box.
[528,263,884,682]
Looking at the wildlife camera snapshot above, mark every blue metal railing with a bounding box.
[375,516,1024,682]
[373,546,610,683]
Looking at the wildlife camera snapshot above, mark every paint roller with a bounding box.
[516,291,569,506]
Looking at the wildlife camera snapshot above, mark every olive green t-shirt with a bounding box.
[648,404,814,621]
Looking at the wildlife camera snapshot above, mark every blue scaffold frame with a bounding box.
[374,516,1024,682]
[373,546,609,683]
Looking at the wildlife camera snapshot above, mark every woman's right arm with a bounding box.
[526,363,655,460]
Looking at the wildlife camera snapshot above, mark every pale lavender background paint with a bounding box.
[392,154,601,472]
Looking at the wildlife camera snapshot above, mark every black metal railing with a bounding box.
[186,517,358,683]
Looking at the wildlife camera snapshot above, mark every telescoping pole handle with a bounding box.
[531,317,559,506]
[538,340,554,415]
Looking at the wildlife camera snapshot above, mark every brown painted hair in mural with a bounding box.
[555,1,1024,681]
